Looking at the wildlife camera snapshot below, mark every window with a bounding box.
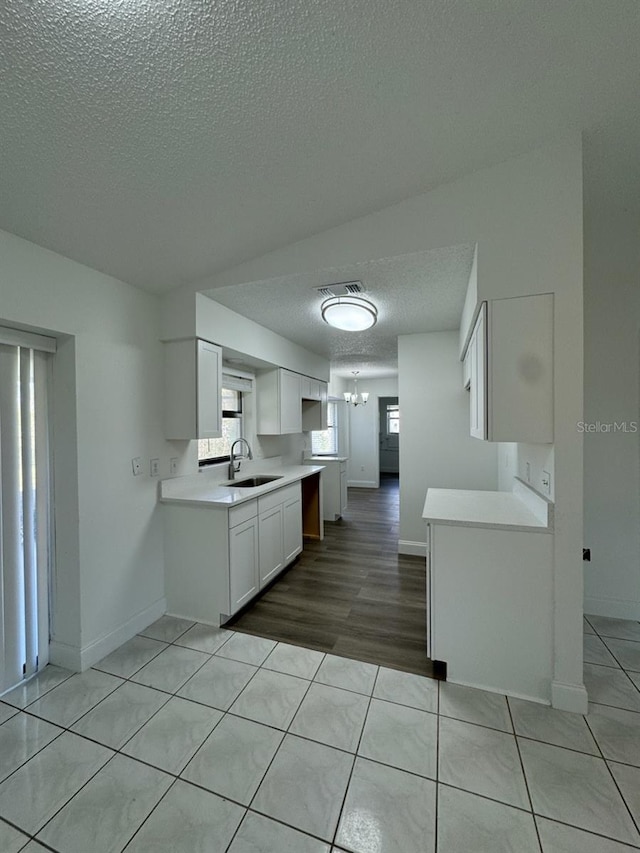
[311,401,338,455]
[198,387,244,465]
[386,403,400,435]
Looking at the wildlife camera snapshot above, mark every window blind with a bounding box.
[0,343,51,695]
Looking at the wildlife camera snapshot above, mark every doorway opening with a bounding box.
[379,396,399,476]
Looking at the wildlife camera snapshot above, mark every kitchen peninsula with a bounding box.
[161,463,324,626]
[423,479,554,703]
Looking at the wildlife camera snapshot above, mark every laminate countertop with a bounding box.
[160,464,325,508]
[422,480,553,532]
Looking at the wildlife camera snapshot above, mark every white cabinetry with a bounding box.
[305,458,347,520]
[164,481,304,625]
[469,303,487,439]
[427,521,552,701]
[229,507,259,612]
[164,338,222,440]
[466,294,553,443]
[301,380,328,431]
[258,482,302,587]
[256,368,302,434]
[283,489,304,563]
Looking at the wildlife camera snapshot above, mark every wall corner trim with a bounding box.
[551,679,588,714]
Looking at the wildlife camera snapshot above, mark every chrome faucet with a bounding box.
[229,438,253,479]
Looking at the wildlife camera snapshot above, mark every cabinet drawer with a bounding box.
[258,481,301,513]
[229,499,258,528]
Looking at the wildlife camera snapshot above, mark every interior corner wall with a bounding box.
[398,332,498,549]
[583,204,640,620]
[0,229,168,669]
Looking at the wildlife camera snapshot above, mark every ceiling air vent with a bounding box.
[315,280,364,298]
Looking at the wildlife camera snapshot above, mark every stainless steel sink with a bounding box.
[231,475,283,488]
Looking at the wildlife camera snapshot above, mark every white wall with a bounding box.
[0,230,168,669]
[183,137,585,710]
[583,204,640,620]
[398,332,498,552]
[345,377,398,487]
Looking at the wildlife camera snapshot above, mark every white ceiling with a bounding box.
[207,245,475,378]
[1,1,639,293]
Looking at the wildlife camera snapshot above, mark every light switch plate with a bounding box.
[131,457,143,476]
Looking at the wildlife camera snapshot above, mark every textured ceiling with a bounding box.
[206,245,475,378]
[1,1,639,292]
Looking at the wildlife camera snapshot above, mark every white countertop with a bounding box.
[304,456,349,462]
[160,463,325,508]
[422,481,552,532]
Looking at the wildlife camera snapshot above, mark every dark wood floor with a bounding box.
[228,474,433,677]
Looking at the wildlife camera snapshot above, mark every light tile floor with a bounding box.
[0,614,639,852]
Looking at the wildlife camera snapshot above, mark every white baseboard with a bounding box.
[50,597,167,673]
[49,640,83,672]
[551,679,588,714]
[584,596,640,622]
[398,540,427,557]
[347,480,377,488]
[449,676,550,706]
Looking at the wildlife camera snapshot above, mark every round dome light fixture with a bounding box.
[320,295,378,331]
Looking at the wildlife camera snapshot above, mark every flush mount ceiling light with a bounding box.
[321,295,378,331]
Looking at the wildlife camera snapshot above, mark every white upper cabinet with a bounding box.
[256,368,302,434]
[164,338,222,440]
[467,294,553,443]
[469,304,487,440]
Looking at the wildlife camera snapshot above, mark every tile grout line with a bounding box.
[328,665,379,850]
[583,710,640,843]
[506,695,544,853]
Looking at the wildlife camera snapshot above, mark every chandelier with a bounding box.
[344,371,369,406]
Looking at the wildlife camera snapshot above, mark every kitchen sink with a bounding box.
[231,475,283,488]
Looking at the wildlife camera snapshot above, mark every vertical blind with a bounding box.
[0,340,52,695]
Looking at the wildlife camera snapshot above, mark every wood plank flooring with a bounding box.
[228,474,433,677]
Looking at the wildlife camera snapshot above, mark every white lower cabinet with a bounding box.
[258,482,302,588]
[283,491,303,564]
[229,515,259,612]
[304,458,347,521]
[259,505,285,587]
[428,521,553,702]
[164,481,303,626]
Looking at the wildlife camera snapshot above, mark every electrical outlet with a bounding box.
[525,462,531,483]
[150,458,160,477]
[131,457,143,476]
[541,470,551,495]
[170,457,178,475]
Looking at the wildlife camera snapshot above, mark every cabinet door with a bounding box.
[259,505,284,587]
[229,517,259,613]
[283,496,303,564]
[280,370,302,434]
[197,340,222,439]
[470,305,487,440]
